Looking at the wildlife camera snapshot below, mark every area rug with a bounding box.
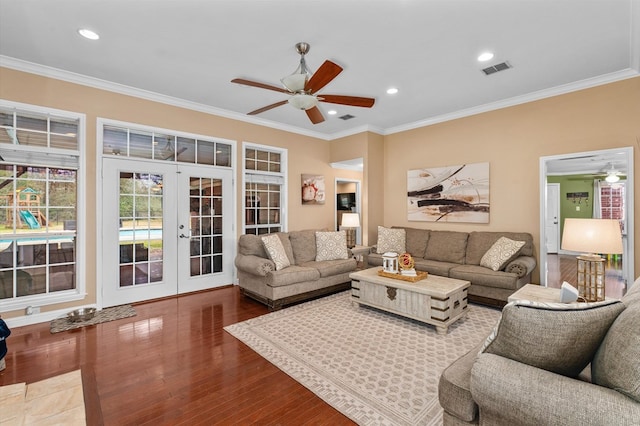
[225,291,500,426]
[50,305,136,333]
[0,369,85,425]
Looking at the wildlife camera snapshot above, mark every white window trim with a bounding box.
[242,141,288,233]
[0,99,87,312]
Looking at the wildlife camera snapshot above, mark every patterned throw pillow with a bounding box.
[480,237,525,271]
[479,299,625,377]
[261,234,291,270]
[315,231,349,261]
[376,226,406,254]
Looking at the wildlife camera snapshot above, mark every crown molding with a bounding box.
[384,68,640,136]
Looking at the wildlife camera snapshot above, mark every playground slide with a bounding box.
[19,210,41,229]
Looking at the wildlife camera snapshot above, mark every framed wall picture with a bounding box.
[301,174,325,205]
[407,162,490,223]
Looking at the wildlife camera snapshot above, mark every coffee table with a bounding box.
[349,267,470,334]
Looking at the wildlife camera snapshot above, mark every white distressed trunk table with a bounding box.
[349,267,470,334]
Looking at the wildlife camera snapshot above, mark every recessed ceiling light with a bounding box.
[78,28,100,40]
[386,87,398,95]
[328,110,337,115]
[477,52,494,62]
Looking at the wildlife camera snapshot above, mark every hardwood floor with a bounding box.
[0,286,355,425]
[546,254,627,299]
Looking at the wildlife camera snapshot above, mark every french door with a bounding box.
[102,158,233,307]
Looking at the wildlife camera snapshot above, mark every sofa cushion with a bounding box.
[315,231,349,261]
[449,265,520,290]
[438,342,483,422]
[261,234,291,271]
[301,259,356,278]
[424,231,468,263]
[413,258,459,277]
[376,226,406,254]
[480,237,526,271]
[393,226,430,258]
[591,279,640,402]
[266,265,320,287]
[465,232,533,265]
[480,299,625,377]
[289,229,317,264]
[238,234,268,257]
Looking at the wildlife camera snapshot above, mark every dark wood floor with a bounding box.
[0,286,355,425]
[546,254,626,299]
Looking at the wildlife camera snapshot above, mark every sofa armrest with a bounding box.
[504,255,536,278]
[471,353,640,425]
[235,254,274,277]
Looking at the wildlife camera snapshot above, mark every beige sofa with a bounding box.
[367,227,536,307]
[235,230,356,310]
[439,276,640,425]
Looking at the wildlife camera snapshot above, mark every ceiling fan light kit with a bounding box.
[231,42,375,124]
[288,94,318,110]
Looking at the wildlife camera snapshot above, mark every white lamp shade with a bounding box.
[561,218,623,254]
[605,173,620,183]
[281,73,307,92]
[288,94,317,110]
[341,213,360,228]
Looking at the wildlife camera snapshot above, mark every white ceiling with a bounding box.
[0,0,638,141]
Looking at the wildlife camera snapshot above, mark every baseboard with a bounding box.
[3,303,97,328]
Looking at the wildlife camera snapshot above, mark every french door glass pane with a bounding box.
[118,172,163,287]
[189,177,222,277]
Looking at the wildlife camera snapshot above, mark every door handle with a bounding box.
[179,234,189,239]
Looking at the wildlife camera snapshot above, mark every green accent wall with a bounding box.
[547,175,594,239]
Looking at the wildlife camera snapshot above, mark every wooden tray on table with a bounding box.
[377,270,429,283]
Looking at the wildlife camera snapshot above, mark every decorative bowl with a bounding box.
[67,307,97,322]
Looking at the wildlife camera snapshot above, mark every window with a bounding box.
[0,101,84,309]
[103,125,231,166]
[243,143,287,235]
[598,181,626,233]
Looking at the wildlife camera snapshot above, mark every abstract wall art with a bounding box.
[407,162,490,223]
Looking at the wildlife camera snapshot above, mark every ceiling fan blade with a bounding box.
[231,78,290,94]
[319,94,375,108]
[305,60,343,94]
[306,106,325,124]
[247,100,289,115]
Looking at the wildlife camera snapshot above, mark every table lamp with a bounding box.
[341,213,360,249]
[561,218,623,302]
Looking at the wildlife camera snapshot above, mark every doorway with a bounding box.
[539,147,634,289]
[101,158,234,307]
[335,179,362,246]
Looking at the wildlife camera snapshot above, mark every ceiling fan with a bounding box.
[231,42,375,124]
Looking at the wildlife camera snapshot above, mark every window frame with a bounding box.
[242,142,287,235]
[0,99,86,312]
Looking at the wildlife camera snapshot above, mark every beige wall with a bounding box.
[0,67,364,318]
[383,77,640,282]
[1,67,638,318]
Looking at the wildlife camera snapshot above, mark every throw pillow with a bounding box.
[376,226,406,254]
[315,231,349,261]
[480,299,625,377]
[480,237,526,271]
[591,302,640,402]
[261,234,291,271]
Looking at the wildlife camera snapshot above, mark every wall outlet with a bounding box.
[576,206,581,211]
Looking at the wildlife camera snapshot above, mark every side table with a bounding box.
[350,245,372,269]
[508,284,561,303]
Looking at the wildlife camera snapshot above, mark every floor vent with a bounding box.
[482,61,512,75]
[339,114,355,120]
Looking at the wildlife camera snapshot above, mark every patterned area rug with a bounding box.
[225,291,500,426]
[50,305,136,333]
